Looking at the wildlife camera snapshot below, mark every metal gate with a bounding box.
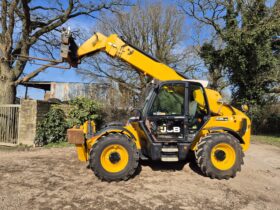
[0,104,20,146]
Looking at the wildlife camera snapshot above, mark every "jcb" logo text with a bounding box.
[160,126,181,133]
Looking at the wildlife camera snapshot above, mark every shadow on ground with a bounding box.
[139,152,206,177]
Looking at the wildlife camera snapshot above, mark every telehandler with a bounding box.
[61,29,251,181]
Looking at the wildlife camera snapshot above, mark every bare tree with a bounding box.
[0,0,127,104]
[78,2,199,92]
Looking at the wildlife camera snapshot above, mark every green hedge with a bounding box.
[249,104,280,135]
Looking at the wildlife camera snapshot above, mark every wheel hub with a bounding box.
[109,152,121,164]
[210,143,236,171]
[214,150,226,161]
[100,144,129,173]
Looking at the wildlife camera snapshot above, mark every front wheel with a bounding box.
[195,133,244,179]
[89,133,139,181]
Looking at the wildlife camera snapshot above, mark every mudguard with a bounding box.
[208,127,245,144]
[86,125,140,151]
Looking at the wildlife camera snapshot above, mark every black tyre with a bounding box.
[89,133,139,181]
[195,133,244,179]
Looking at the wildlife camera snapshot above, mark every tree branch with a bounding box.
[21,0,31,37]
[13,0,32,78]
[30,6,62,12]
[180,0,225,38]
[14,63,56,85]
[1,0,7,37]
[28,0,74,45]
[4,0,19,58]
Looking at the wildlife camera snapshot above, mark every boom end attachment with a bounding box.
[61,28,79,67]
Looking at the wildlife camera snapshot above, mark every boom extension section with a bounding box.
[61,29,183,81]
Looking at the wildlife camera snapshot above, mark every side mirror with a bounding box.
[128,106,134,112]
[130,108,142,120]
[241,104,249,112]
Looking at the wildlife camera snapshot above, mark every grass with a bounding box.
[43,141,74,148]
[252,135,280,147]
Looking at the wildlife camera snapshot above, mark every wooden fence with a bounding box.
[0,104,20,146]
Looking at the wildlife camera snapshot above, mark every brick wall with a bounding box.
[37,101,51,123]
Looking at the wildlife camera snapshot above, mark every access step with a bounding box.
[161,155,179,162]
[161,147,178,153]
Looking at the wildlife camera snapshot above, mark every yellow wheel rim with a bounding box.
[211,143,236,171]
[100,144,129,173]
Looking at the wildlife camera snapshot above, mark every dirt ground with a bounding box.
[0,141,279,210]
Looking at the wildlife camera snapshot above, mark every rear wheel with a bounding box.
[195,133,244,179]
[89,133,139,181]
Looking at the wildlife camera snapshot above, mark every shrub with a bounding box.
[67,97,104,129]
[249,104,280,135]
[35,108,68,146]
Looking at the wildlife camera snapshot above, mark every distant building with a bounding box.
[21,81,136,108]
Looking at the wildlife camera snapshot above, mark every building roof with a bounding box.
[21,81,110,91]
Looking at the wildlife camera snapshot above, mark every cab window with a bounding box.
[189,85,208,116]
[149,83,185,116]
[188,84,208,130]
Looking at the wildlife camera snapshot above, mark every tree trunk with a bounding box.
[0,62,17,104]
[0,79,16,104]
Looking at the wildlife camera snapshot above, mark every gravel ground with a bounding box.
[0,141,279,210]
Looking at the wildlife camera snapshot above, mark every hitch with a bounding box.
[60,28,79,67]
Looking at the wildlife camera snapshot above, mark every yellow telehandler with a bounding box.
[61,29,251,181]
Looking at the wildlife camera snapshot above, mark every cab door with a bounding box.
[145,82,187,142]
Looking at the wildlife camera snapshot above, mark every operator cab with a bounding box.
[131,80,210,143]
